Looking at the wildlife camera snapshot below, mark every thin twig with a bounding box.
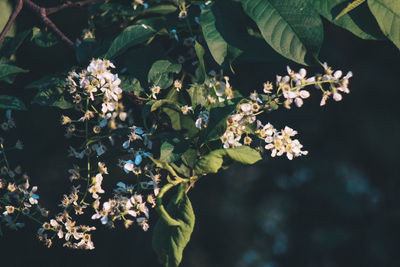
[0,0,104,48]
[0,0,23,44]
[46,0,102,15]
[23,0,75,47]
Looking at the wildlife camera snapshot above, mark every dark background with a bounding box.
[1,6,400,267]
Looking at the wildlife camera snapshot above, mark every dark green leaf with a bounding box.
[242,0,324,65]
[0,64,28,84]
[0,30,31,59]
[151,99,180,112]
[152,183,195,267]
[187,84,209,108]
[76,38,110,65]
[148,60,182,89]
[368,0,400,49]
[194,41,207,83]
[195,146,262,175]
[0,95,26,110]
[140,4,177,16]
[159,133,189,163]
[200,4,242,65]
[27,74,73,109]
[31,27,58,48]
[200,102,238,143]
[120,75,144,95]
[309,0,384,40]
[105,24,156,58]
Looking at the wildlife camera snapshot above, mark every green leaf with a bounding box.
[152,183,195,267]
[309,0,384,40]
[0,30,31,59]
[122,44,167,88]
[368,0,400,49]
[194,41,207,83]
[187,84,209,108]
[120,75,144,95]
[224,146,262,165]
[140,4,177,16]
[200,101,238,143]
[0,95,26,110]
[27,74,73,110]
[0,64,28,84]
[242,0,324,65]
[76,38,110,65]
[194,149,225,174]
[195,146,262,175]
[148,60,182,89]
[151,99,180,112]
[31,27,58,47]
[200,4,243,65]
[32,90,73,109]
[0,0,16,39]
[335,0,366,20]
[159,133,189,163]
[105,24,156,58]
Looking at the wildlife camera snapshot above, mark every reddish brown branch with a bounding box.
[0,0,104,48]
[46,0,102,16]
[23,0,75,47]
[0,0,23,44]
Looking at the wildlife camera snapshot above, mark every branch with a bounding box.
[0,0,104,48]
[46,0,103,16]
[23,0,75,47]
[0,0,23,44]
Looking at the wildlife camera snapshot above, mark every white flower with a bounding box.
[151,85,161,99]
[181,105,193,115]
[123,160,135,173]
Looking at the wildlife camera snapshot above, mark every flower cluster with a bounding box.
[0,111,48,233]
[257,123,308,160]
[217,63,352,158]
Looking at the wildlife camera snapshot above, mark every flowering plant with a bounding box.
[0,0,398,266]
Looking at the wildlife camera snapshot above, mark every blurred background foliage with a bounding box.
[0,0,400,266]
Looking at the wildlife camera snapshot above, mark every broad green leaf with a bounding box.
[187,84,209,108]
[122,44,167,88]
[0,64,28,84]
[194,149,225,174]
[31,27,58,47]
[368,0,400,49]
[224,146,262,165]
[27,74,73,109]
[120,75,144,96]
[76,38,110,65]
[309,0,384,40]
[200,3,242,65]
[152,183,195,267]
[194,41,207,83]
[161,107,198,137]
[195,146,262,175]
[0,0,15,39]
[151,99,180,112]
[0,95,26,110]
[0,30,31,59]
[25,74,64,90]
[159,133,189,163]
[242,0,324,65]
[200,101,239,143]
[200,1,284,65]
[32,90,73,109]
[105,24,156,58]
[181,148,197,169]
[148,60,182,89]
[140,4,177,16]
